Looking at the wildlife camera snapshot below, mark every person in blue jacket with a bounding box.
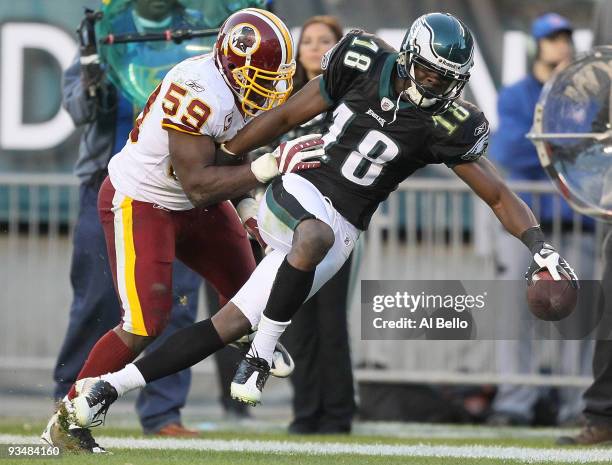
[492,13,580,226]
[488,13,595,427]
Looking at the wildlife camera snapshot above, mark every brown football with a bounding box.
[526,270,578,321]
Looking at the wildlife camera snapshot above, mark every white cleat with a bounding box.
[40,411,60,447]
[270,341,294,378]
[72,377,118,428]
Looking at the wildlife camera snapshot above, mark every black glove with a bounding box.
[77,8,104,98]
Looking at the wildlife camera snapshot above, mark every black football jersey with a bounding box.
[299,30,490,230]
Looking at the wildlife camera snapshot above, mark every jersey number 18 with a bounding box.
[323,103,400,186]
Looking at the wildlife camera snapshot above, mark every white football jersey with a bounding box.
[108,53,248,210]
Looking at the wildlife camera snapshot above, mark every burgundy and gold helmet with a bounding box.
[214,8,295,116]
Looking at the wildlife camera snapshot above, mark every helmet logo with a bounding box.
[228,23,261,57]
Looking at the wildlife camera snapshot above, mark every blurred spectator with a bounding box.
[292,16,343,91]
[558,0,612,445]
[488,13,594,426]
[279,16,357,435]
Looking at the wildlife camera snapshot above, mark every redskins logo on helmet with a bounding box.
[229,24,261,56]
[215,8,295,117]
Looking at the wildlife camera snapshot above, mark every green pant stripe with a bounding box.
[265,178,315,231]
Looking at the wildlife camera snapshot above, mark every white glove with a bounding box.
[526,243,579,288]
[250,134,326,183]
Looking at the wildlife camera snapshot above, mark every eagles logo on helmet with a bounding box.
[215,8,295,117]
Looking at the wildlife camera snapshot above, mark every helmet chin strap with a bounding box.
[385,76,426,126]
[385,91,403,126]
[385,77,419,126]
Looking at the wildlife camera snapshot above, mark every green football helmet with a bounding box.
[397,12,474,114]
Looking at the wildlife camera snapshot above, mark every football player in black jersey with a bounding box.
[70,12,579,421]
[221,12,578,405]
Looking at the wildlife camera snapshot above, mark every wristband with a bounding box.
[520,226,546,254]
[216,143,245,166]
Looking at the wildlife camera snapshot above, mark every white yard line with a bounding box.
[195,420,578,440]
[193,420,576,440]
[354,422,579,439]
[1,434,611,463]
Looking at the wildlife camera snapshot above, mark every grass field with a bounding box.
[1,420,612,464]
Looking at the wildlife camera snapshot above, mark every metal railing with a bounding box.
[0,174,604,389]
[0,174,79,370]
[352,177,604,388]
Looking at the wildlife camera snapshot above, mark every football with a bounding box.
[526,270,578,321]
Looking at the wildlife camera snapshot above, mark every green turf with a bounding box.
[0,421,583,449]
[1,421,609,465]
[6,449,606,465]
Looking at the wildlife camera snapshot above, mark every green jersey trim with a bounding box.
[319,77,335,106]
[379,53,412,110]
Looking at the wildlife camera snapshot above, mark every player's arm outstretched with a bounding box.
[169,116,325,208]
[453,158,578,285]
[224,76,330,157]
[224,29,376,159]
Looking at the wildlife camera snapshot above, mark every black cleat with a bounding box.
[230,356,270,406]
[230,332,294,378]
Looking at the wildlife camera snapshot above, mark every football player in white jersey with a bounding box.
[41,8,322,453]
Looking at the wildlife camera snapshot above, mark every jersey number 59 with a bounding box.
[130,83,211,143]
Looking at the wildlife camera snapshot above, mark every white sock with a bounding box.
[247,315,291,365]
[101,363,146,397]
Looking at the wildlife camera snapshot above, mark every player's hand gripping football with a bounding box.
[250,134,327,183]
[525,243,579,288]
